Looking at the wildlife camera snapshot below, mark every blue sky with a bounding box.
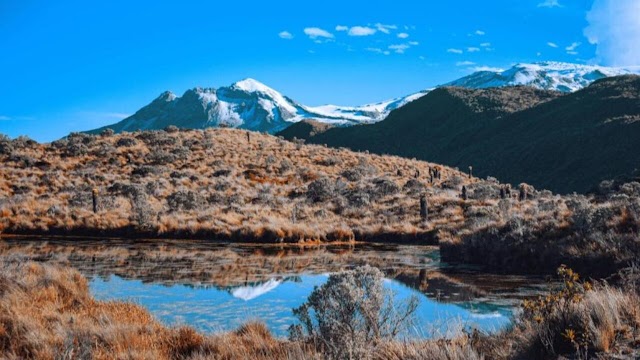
[1,0,638,141]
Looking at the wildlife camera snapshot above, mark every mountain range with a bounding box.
[90,62,636,135]
[279,75,640,194]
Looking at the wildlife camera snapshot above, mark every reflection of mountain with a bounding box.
[0,239,546,307]
[230,278,282,301]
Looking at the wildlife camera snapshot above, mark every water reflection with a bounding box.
[0,237,549,338]
[91,274,513,337]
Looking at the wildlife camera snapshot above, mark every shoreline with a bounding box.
[0,226,440,245]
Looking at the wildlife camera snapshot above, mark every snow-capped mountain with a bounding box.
[91,78,427,134]
[90,62,638,135]
[444,62,637,92]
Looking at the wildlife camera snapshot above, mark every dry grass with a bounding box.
[0,260,489,360]
[1,128,638,281]
[1,260,637,359]
[0,128,479,243]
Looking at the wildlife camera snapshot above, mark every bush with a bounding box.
[289,266,418,360]
[0,135,13,156]
[279,158,293,175]
[67,132,95,146]
[167,190,205,212]
[132,165,162,177]
[116,137,137,147]
[318,155,342,167]
[468,182,501,200]
[100,128,115,137]
[146,151,177,165]
[518,266,640,359]
[442,175,464,190]
[12,135,39,149]
[341,160,377,182]
[402,179,426,195]
[212,169,232,177]
[65,143,89,157]
[307,177,335,203]
[136,131,177,147]
[371,177,400,199]
[164,125,179,133]
[91,143,117,157]
[130,191,155,229]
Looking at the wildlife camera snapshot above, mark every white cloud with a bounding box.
[475,30,485,35]
[408,41,419,46]
[389,44,410,54]
[547,42,558,48]
[335,25,349,32]
[456,61,476,66]
[374,23,397,34]
[473,66,505,72]
[480,42,491,47]
[584,0,640,66]
[565,42,581,55]
[537,52,542,56]
[397,33,409,39]
[467,47,480,52]
[566,42,581,51]
[419,56,425,60]
[278,31,293,40]
[447,48,463,54]
[348,26,377,36]
[538,0,562,8]
[304,27,334,39]
[366,47,391,56]
[0,115,11,121]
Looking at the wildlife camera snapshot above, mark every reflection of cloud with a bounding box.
[231,279,282,301]
[469,312,505,319]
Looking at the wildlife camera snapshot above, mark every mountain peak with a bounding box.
[156,91,177,102]
[445,62,637,92]
[230,78,276,94]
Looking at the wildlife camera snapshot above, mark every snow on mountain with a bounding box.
[445,62,638,92]
[91,62,638,135]
[90,78,427,135]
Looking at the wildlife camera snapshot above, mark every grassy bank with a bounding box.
[0,261,638,359]
[2,128,640,281]
[441,181,640,278]
[0,128,473,243]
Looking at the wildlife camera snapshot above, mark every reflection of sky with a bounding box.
[90,274,513,338]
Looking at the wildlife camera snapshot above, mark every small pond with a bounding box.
[0,238,549,338]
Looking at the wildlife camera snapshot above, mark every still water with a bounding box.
[0,238,548,338]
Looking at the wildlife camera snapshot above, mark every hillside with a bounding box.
[1,127,639,277]
[0,128,474,242]
[284,75,640,194]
